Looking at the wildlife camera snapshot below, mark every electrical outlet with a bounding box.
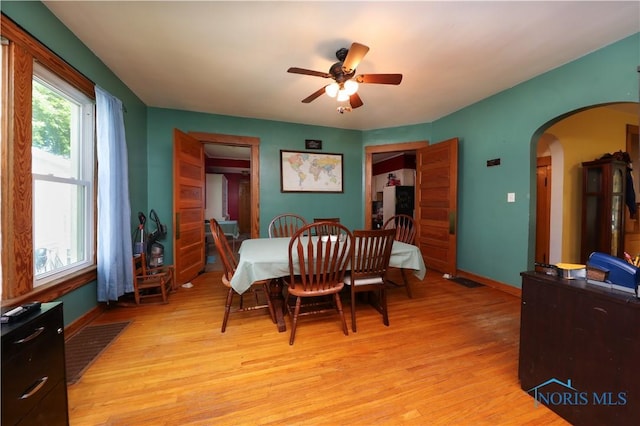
[507,192,516,203]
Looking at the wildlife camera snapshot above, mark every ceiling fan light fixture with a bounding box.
[287,41,402,108]
[344,80,358,95]
[325,83,339,98]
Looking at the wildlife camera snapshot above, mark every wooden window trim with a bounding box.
[1,14,97,306]
[1,15,94,98]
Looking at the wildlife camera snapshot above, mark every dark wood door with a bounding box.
[173,129,205,284]
[238,180,250,234]
[416,138,458,275]
[536,156,551,264]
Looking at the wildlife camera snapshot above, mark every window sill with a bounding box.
[1,266,97,307]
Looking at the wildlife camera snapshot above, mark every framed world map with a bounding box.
[280,150,343,193]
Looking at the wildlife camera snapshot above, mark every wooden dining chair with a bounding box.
[209,218,276,332]
[313,217,340,223]
[383,214,417,298]
[344,228,395,332]
[284,222,353,345]
[131,252,173,304]
[268,213,307,238]
[312,217,341,236]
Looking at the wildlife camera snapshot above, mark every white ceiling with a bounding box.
[43,1,639,131]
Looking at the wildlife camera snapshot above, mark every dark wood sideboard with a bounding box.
[1,302,69,425]
[519,272,640,425]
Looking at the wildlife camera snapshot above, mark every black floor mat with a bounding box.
[449,277,484,288]
[65,321,130,384]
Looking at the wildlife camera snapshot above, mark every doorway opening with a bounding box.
[364,141,429,230]
[533,102,639,265]
[189,132,261,239]
[203,144,251,235]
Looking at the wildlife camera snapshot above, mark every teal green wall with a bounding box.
[429,33,640,287]
[58,282,96,327]
[2,2,148,326]
[363,122,432,146]
[3,2,639,324]
[147,109,362,264]
[1,2,149,218]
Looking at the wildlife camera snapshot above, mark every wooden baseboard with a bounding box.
[456,270,521,298]
[64,303,106,340]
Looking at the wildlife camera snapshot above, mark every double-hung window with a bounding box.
[2,14,97,302]
[32,64,95,286]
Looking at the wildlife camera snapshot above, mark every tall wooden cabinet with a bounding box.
[580,158,627,263]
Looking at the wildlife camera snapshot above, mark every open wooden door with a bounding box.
[416,138,458,275]
[173,129,205,284]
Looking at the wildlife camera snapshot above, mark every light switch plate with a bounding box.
[507,192,516,203]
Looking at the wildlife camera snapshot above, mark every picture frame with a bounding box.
[304,139,322,150]
[280,150,343,193]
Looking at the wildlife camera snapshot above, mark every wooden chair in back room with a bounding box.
[209,218,276,332]
[268,213,307,238]
[312,217,341,236]
[313,217,340,223]
[383,214,417,298]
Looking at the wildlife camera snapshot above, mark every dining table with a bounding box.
[205,219,240,249]
[230,236,427,332]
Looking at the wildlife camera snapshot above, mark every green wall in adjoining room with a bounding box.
[146,108,363,264]
[429,33,639,287]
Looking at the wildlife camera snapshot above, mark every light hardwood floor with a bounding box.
[67,269,568,425]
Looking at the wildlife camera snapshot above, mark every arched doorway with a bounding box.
[533,102,639,265]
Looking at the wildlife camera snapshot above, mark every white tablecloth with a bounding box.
[218,220,239,238]
[230,237,426,294]
[205,220,239,241]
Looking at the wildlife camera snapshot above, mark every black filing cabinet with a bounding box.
[1,302,69,425]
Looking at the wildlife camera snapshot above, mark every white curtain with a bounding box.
[95,86,133,301]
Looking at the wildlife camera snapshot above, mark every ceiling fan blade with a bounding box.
[342,42,369,73]
[301,86,327,103]
[355,74,403,85]
[350,92,364,109]
[287,67,331,78]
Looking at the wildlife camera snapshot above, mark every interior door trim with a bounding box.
[188,132,260,238]
[364,141,429,229]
